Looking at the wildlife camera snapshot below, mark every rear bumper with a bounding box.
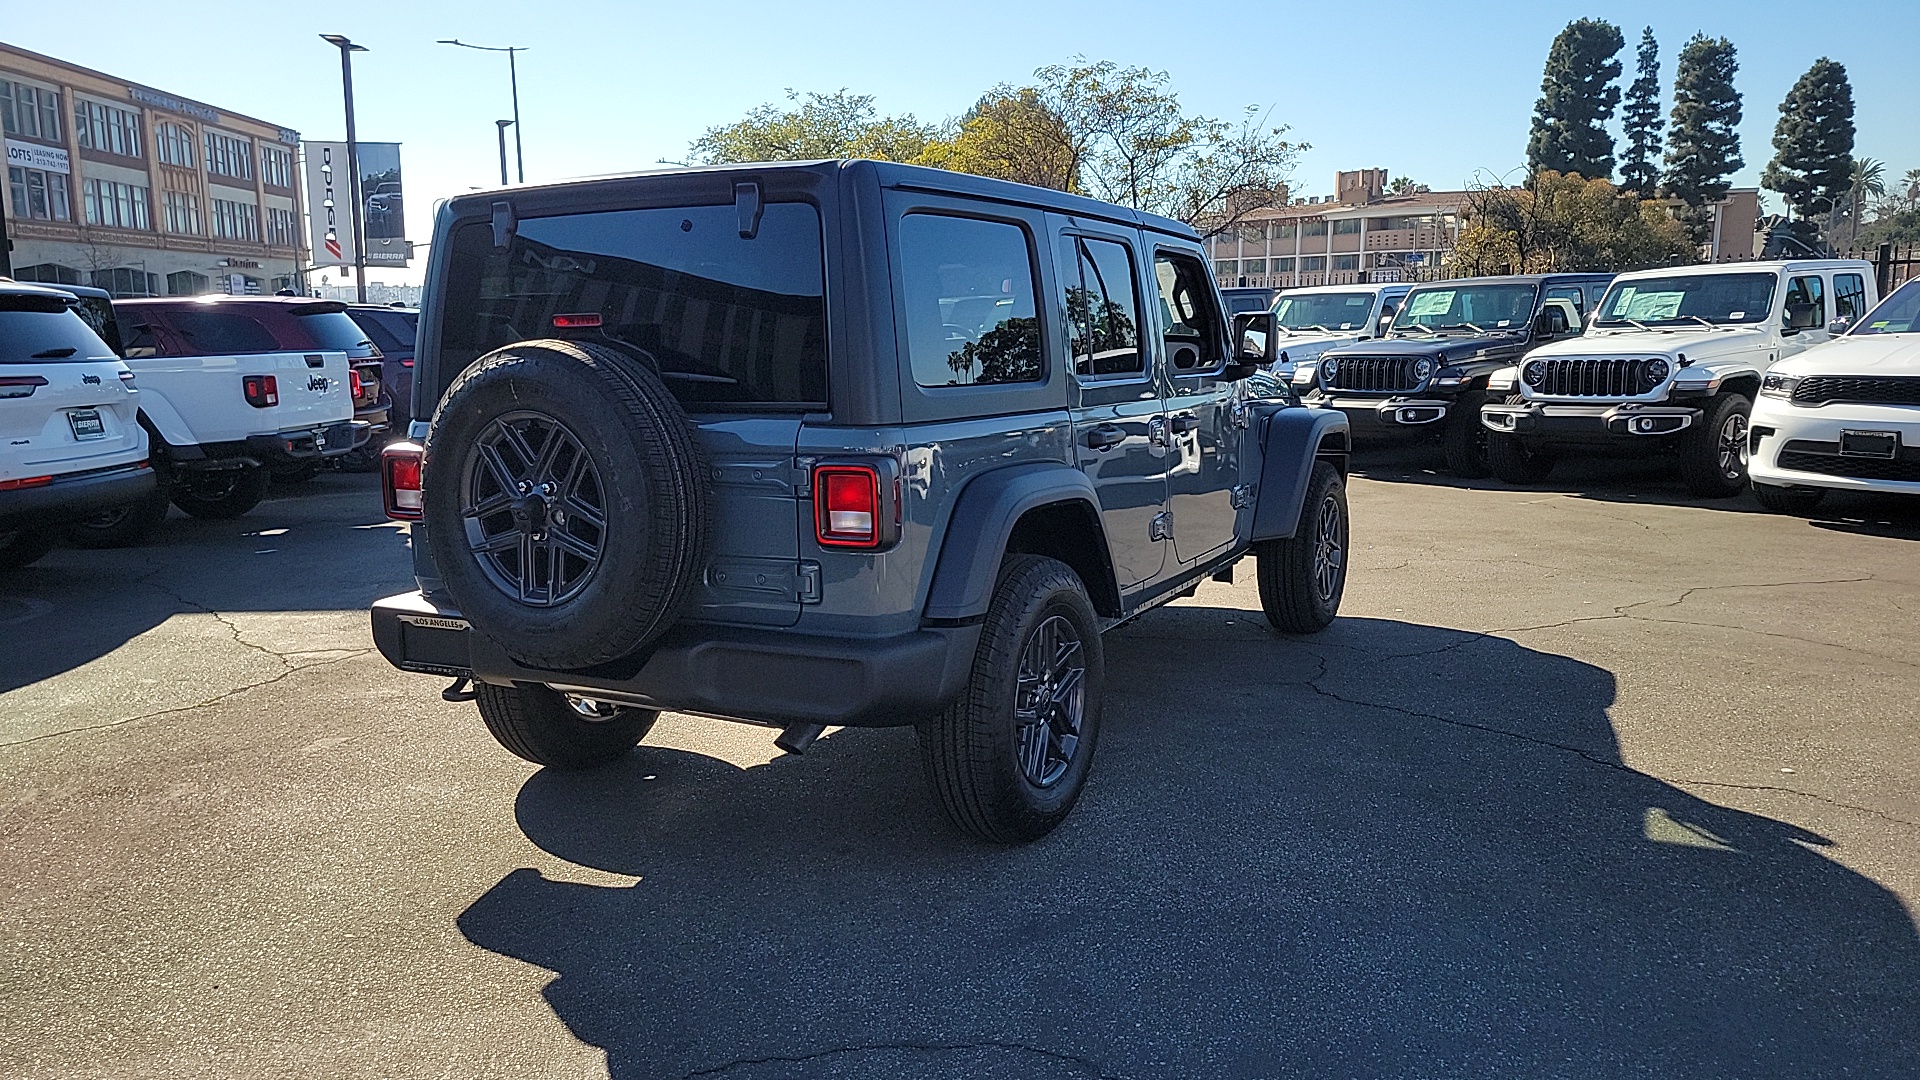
[0,461,156,531]
[175,421,366,468]
[1481,401,1701,440]
[371,590,983,728]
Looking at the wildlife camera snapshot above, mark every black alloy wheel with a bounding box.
[1014,613,1089,788]
[460,411,608,608]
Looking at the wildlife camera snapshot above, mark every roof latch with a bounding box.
[491,200,517,250]
[735,181,763,240]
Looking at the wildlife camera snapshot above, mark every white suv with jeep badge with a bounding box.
[1748,278,1920,513]
[1479,260,1878,496]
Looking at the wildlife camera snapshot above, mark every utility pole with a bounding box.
[495,121,514,186]
[439,40,528,183]
[321,34,370,303]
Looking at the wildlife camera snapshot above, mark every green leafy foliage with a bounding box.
[688,90,937,165]
[1619,28,1664,196]
[914,87,1078,191]
[1451,171,1695,276]
[1526,19,1625,180]
[1761,58,1856,220]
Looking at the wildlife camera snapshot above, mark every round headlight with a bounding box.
[1412,358,1435,380]
[1644,358,1670,384]
[1321,358,1339,379]
[1523,360,1547,386]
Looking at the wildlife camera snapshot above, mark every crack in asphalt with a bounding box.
[682,1040,1124,1079]
[1666,778,1920,829]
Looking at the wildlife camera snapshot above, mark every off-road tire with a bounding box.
[475,682,658,769]
[67,484,171,548]
[424,339,711,670]
[1679,393,1752,498]
[171,464,271,519]
[1440,388,1491,478]
[1751,481,1827,515]
[1255,460,1347,633]
[0,529,59,571]
[920,555,1104,844]
[1487,431,1556,485]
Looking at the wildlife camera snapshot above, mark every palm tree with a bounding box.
[1903,167,1920,208]
[1848,158,1887,244]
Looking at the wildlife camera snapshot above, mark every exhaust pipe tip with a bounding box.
[774,722,827,756]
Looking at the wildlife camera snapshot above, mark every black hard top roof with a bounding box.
[451,158,1201,241]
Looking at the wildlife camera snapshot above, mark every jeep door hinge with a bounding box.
[1229,399,1252,428]
[1149,511,1173,541]
[1230,484,1256,510]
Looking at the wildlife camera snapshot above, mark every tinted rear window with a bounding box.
[439,202,827,407]
[349,309,414,353]
[0,297,117,364]
[297,310,379,357]
[156,310,280,355]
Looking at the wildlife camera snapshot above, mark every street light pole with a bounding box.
[321,34,370,303]
[495,120,513,186]
[438,40,527,183]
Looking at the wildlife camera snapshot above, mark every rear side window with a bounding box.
[440,202,827,408]
[1061,236,1144,378]
[297,311,379,358]
[0,296,117,363]
[348,310,406,353]
[1786,276,1825,322]
[1545,285,1587,315]
[1834,273,1868,322]
[156,310,280,355]
[70,296,124,356]
[900,213,1042,388]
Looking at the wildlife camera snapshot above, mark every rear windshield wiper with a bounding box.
[30,347,78,359]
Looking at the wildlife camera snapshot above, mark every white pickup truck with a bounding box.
[1479,260,1879,496]
[57,292,363,545]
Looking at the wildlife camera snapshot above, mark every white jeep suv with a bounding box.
[1748,278,1920,513]
[0,281,153,570]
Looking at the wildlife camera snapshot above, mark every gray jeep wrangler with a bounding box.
[370,160,1351,842]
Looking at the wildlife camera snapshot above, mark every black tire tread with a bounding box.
[474,682,658,769]
[1441,388,1492,478]
[66,482,170,548]
[1678,393,1752,498]
[171,465,271,520]
[1255,460,1346,634]
[1487,431,1556,485]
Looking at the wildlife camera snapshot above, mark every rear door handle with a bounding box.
[1169,413,1200,434]
[1084,423,1126,450]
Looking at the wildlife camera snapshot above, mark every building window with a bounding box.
[1240,223,1266,242]
[91,267,159,298]
[205,131,254,181]
[164,191,202,235]
[1243,259,1266,274]
[1332,255,1360,271]
[265,206,298,247]
[82,179,150,230]
[1301,256,1327,271]
[1274,223,1298,240]
[261,145,293,188]
[1302,221,1328,238]
[9,165,72,221]
[0,81,61,141]
[168,270,210,296]
[1272,257,1295,272]
[76,100,142,157]
[212,197,260,241]
[1332,219,1362,235]
[156,122,196,167]
[13,263,82,285]
[1215,260,1237,276]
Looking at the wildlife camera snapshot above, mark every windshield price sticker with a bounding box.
[1407,291,1456,317]
[1620,291,1683,320]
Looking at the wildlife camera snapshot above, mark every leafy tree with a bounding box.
[1526,19,1625,180]
[1760,58,1856,224]
[1663,35,1744,241]
[1450,170,1694,275]
[689,89,937,164]
[914,87,1077,191]
[1386,176,1430,196]
[1619,28,1664,195]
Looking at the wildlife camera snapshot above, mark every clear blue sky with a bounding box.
[8,0,1916,284]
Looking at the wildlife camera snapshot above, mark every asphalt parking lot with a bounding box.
[2,451,1917,1079]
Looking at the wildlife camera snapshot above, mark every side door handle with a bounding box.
[1084,423,1126,451]
[1169,412,1200,434]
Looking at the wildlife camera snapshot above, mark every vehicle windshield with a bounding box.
[1273,291,1377,331]
[1391,284,1538,333]
[297,310,381,358]
[1594,273,1775,327]
[0,295,118,364]
[1849,280,1920,335]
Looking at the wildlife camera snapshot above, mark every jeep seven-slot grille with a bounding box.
[1536,358,1657,397]
[1790,376,1920,407]
[1777,439,1920,482]
[1325,357,1420,393]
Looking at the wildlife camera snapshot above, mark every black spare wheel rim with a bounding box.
[1314,492,1345,604]
[461,410,608,607]
[1016,612,1087,788]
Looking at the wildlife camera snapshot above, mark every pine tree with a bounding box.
[1760,58,1856,221]
[1663,34,1744,240]
[1618,28,1664,195]
[1527,19,1625,179]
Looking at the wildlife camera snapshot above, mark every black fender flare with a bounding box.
[923,463,1112,622]
[1250,407,1349,541]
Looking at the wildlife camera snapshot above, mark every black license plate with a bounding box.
[1839,430,1899,459]
[67,409,105,441]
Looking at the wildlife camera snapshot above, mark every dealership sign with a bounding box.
[301,140,407,268]
[5,139,70,174]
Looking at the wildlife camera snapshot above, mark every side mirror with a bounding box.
[1228,312,1273,380]
[1827,316,1853,335]
[1534,306,1569,337]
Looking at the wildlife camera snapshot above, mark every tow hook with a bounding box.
[774,721,826,755]
[441,676,479,703]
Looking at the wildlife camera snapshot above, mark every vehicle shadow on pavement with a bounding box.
[458,612,1920,1080]
[1348,443,1783,515]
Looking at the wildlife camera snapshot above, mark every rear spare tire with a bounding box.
[423,340,711,670]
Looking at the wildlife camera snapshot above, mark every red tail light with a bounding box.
[0,376,49,399]
[242,374,278,408]
[349,369,364,400]
[814,465,882,548]
[382,441,424,521]
[552,313,602,329]
[0,475,54,491]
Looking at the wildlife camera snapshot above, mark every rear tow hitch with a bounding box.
[774,722,826,755]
